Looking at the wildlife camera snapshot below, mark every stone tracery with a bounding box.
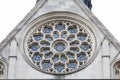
[113,61,120,79]
[0,62,5,79]
[26,20,94,74]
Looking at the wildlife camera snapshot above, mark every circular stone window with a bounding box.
[24,20,96,74]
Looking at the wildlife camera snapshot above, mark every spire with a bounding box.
[83,0,92,10]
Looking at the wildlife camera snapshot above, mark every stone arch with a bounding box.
[0,60,7,79]
[19,12,100,75]
[113,60,120,79]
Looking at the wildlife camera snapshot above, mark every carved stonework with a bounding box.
[113,61,120,79]
[0,61,5,79]
[0,63,4,74]
[19,12,100,75]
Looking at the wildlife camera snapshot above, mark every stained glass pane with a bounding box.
[54,42,66,52]
[61,32,67,39]
[42,62,52,70]
[46,35,53,42]
[43,27,53,33]
[55,65,64,72]
[34,35,43,41]
[77,34,87,41]
[31,45,39,51]
[33,54,42,62]
[45,52,53,59]
[67,35,75,41]
[77,54,87,62]
[80,44,90,51]
[61,55,67,63]
[56,23,65,31]
[68,26,78,34]
[67,62,77,69]
[26,20,94,74]
[67,52,74,59]
[52,55,59,63]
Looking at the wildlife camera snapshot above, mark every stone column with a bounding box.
[8,39,17,79]
[102,40,110,79]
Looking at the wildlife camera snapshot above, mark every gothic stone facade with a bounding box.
[0,0,120,79]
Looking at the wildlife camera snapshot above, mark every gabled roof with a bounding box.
[0,0,120,52]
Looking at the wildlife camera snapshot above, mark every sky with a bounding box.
[0,0,120,43]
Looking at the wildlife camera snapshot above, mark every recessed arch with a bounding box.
[0,60,7,79]
[113,60,120,79]
[19,12,101,75]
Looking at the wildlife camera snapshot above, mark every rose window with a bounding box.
[26,20,94,74]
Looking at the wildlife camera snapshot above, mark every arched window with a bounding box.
[23,19,96,74]
[0,62,5,79]
[113,61,120,79]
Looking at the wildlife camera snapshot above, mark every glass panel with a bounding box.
[55,64,64,72]
[45,52,53,59]
[61,31,67,39]
[66,52,74,59]
[33,34,43,41]
[54,42,66,52]
[77,54,87,62]
[33,54,42,62]
[45,35,53,42]
[30,45,39,51]
[67,35,75,41]
[53,32,59,39]
[67,62,77,69]
[68,26,78,34]
[80,44,90,51]
[43,26,53,33]
[77,34,87,41]
[42,62,52,70]
[52,55,59,63]
[56,23,65,31]
[61,55,67,63]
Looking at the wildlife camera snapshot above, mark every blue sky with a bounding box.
[0,0,120,42]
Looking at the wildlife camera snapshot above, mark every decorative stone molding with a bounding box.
[0,63,4,74]
[0,60,7,79]
[112,59,120,79]
[19,12,100,75]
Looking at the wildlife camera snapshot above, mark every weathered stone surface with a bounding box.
[0,0,120,79]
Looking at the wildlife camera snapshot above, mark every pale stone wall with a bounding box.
[0,0,120,79]
[1,34,118,79]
